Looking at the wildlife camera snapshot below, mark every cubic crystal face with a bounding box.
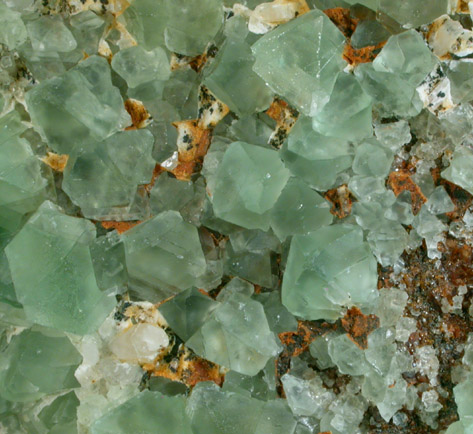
[0,329,82,402]
[282,224,378,320]
[442,146,473,195]
[122,211,207,298]
[5,201,116,335]
[62,129,155,220]
[251,9,346,115]
[211,141,290,230]
[25,55,130,154]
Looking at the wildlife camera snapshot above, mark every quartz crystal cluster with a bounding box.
[2,0,473,433]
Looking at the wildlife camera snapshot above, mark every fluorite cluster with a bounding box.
[2,0,473,433]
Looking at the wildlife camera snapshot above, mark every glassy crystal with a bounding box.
[379,0,448,28]
[0,4,27,50]
[5,201,116,335]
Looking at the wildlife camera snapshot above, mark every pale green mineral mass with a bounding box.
[38,391,79,434]
[448,60,473,104]
[187,382,297,434]
[270,177,333,241]
[282,224,378,320]
[122,211,206,299]
[328,334,370,376]
[123,0,224,55]
[279,116,353,190]
[62,129,155,220]
[26,15,77,54]
[0,110,50,233]
[0,328,82,402]
[311,72,373,141]
[379,0,448,28]
[203,35,273,116]
[185,293,281,375]
[211,141,290,230]
[355,30,438,116]
[91,391,192,434]
[25,55,130,154]
[442,146,473,195]
[5,201,116,335]
[111,45,170,89]
[0,3,27,50]
[251,9,346,116]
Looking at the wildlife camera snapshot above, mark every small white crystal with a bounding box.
[109,323,169,362]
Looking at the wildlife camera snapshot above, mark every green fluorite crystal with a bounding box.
[38,391,79,434]
[122,211,206,298]
[123,0,224,55]
[62,129,155,220]
[188,382,297,434]
[5,201,116,334]
[270,177,333,240]
[282,224,378,320]
[251,9,346,115]
[0,328,81,402]
[379,0,448,28]
[442,146,473,195]
[26,16,77,54]
[0,110,51,233]
[280,116,353,190]
[91,391,192,434]
[204,35,273,116]
[111,45,170,89]
[0,3,27,50]
[211,141,290,230]
[25,55,130,154]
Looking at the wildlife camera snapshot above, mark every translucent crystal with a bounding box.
[351,20,390,49]
[123,0,224,56]
[111,46,170,90]
[186,293,281,375]
[352,140,393,178]
[122,211,207,299]
[425,186,455,214]
[254,290,298,334]
[448,60,473,104]
[365,328,396,376]
[0,328,82,402]
[442,146,473,195]
[204,36,273,116]
[187,382,297,434]
[251,9,346,115]
[280,117,353,191]
[328,334,370,376]
[270,177,333,241]
[379,0,448,28]
[0,4,27,50]
[26,55,130,154]
[282,224,378,320]
[211,141,290,230]
[26,16,77,54]
[374,120,412,153]
[377,378,408,422]
[375,288,408,327]
[217,277,254,302]
[312,72,373,141]
[62,129,155,220]
[91,391,192,434]
[5,201,116,335]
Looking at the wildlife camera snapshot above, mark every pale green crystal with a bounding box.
[211,141,290,230]
[351,20,390,49]
[328,334,370,376]
[282,224,378,320]
[425,186,455,214]
[270,177,333,241]
[204,36,273,116]
[365,328,396,376]
[356,30,437,116]
[0,328,81,402]
[26,16,77,54]
[280,117,353,191]
[91,391,192,434]
[188,382,297,434]
[377,378,408,422]
[158,287,219,341]
[352,140,393,178]
[379,0,448,28]
[0,110,50,233]
[5,201,116,334]
[254,291,298,334]
[374,120,412,153]
[62,129,155,220]
[0,4,27,50]
[111,45,170,89]
[122,211,206,299]
[448,60,473,104]
[312,72,373,141]
[38,391,79,434]
[442,146,473,195]
[26,55,130,154]
[123,0,224,55]
[251,9,346,115]
[186,293,281,375]
[217,277,254,302]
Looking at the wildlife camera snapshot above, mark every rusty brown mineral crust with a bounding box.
[266,97,299,149]
[324,184,356,218]
[341,307,380,349]
[387,170,427,215]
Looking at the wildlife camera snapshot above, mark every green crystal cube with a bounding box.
[211,141,290,230]
[0,4,27,50]
[25,55,130,154]
[5,201,116,335]
[442,146,473,195]
[282,224,378,320]
[252,9,346,115]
